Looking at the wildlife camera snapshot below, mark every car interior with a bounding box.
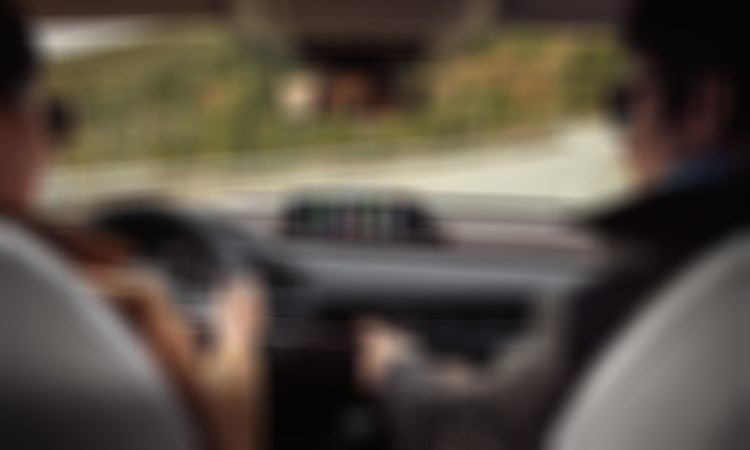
[3,1,747,450]
[89,193,597,450]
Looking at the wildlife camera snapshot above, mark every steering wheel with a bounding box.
[92,203,388,450]
[92,204,252,335]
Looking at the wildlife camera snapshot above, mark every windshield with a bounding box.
[37,18,628,212]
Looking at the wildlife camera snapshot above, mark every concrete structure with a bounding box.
[20,0,625,23]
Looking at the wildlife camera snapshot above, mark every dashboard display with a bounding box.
[282,192,442,244]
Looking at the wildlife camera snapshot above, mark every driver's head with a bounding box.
[0,0,54,213]
[619,0,750,187]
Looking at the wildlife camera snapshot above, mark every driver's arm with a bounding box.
[83,266,266,450]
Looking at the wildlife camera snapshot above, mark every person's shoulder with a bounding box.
[0,209,132,266]
[583,173,750,250]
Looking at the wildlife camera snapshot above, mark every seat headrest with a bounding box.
[0,220,198,450]
[549,233,750,450]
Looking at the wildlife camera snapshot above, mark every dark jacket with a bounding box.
[569,171,750,377]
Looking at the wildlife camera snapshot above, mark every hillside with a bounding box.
[48,22,623,166]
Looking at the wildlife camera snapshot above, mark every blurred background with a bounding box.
[31,2,629,215]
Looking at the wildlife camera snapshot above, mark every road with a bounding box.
[44,120,630,213]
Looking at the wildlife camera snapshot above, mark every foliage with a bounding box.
[49,22,623,166]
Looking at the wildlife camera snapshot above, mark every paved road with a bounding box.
[44,120,630,212]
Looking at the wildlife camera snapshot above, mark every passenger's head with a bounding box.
[619,0,750,186]
[0,0,48,212]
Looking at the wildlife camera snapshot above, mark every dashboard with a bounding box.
[92,194,599,450]
[282,191,442,245]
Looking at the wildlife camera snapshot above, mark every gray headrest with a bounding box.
[549,233,750,450]
[0,220,198,450]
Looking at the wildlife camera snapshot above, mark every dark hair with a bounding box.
[0,0,39,106]
[624,0,750,137]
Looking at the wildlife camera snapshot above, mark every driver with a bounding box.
[357,0,750,449]
[0,3,266,450]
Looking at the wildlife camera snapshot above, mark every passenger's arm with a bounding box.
[356,299,567,450]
